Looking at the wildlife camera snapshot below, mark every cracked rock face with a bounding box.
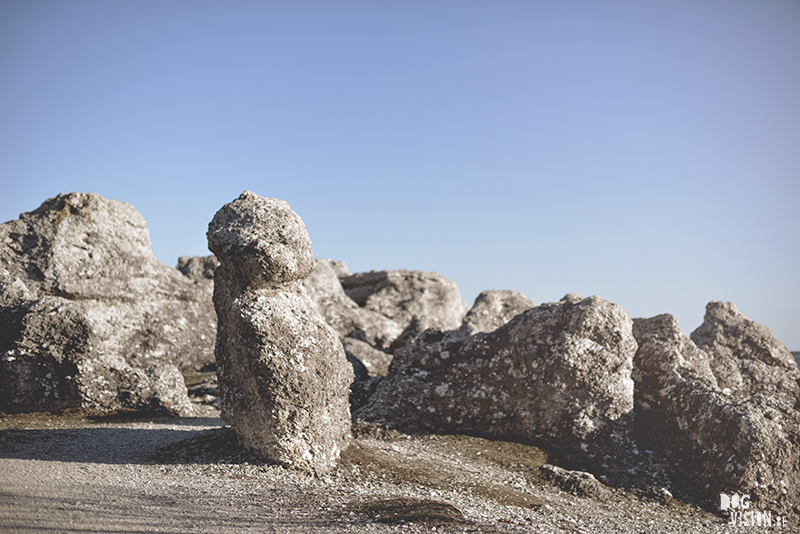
[690,301,800,403]
[633,312,800,516]
[340,269,469,352]
[0,192,209,416]
[355,295,637,476]
[303,259,470,379]
[459,290,536,336]
[208,191,352,475]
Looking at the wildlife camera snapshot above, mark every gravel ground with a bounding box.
[0,408,789,534]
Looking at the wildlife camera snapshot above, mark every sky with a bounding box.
[1,1,799,349]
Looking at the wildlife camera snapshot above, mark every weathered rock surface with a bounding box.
[690,301,800,402]
[1,297,194,416]
[0,192,213,415]
[176,255,219,282]
[342,337,393,377]
[460,290,535,335]
[540,464,612,499]
[208,191,352,475]
[340,270,469,352]
[355,295,639,481]
[633,312,800,516]
[302,258,369,340]
[303,260,469,379]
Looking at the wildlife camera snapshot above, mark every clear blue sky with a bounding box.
[2,1,798,349]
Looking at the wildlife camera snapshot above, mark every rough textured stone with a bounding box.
[304,260,469,378]
[327,259,351,278]
[0,297,194,416]
[540,464,612,499]
[176,255,219,282]
[302,258,366,340]
[633,312,800,516]
[340,269,469,351]
[690,301,800,402]
[355,295,638,479]
[207,191,315,287]
[460,290,536,335]
[342,337,393,377]
[208,191,352,475]
[0,192,214,415]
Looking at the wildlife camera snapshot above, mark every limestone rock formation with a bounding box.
[176,255,219,282]
[0,192,212,415]
[633,312,800,516]
[208,191,352,475]
[303,259,469,380]
[0,295,195,416]
[340,269,469,351]
[355,295,637,477]
[460,290,536,335]
[342,337,393,377]
[302,258,369,341]
[690,301,800,402]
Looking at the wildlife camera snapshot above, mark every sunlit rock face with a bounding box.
[208,191,352,475]
[356,295,639,483]
[632,307,800,516]
[0,192,209,416]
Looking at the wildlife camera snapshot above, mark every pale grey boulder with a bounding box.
[0,192,214,415]
[460,289,536,335]
[327,258,351,278]
[340,269,469,351]
[0,192,216,374]
[0,297,194,416]
[690,301,800,403]
[208,191,315,286]
[355,295,639,481]
[303,260,468,379]
[540,464,612,499]
[633,313,800,516]
[302,258,366,340]
[0,192,158,300]
[208,191,352,475]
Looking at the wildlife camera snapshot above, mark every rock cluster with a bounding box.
[355,295,640,479]
[302,261,470,377]
[0,192,214,416]
[3,191,798,518]
[356,296,799,516]
[207,191,352,475]
[633,305,800,515]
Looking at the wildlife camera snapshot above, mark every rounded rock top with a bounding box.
[207,191,315,286]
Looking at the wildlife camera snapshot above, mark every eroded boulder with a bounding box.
[208,191,352,475]
[633,312,800,516]
[460,290,536,336]
[303,260,469,381]
[0,192,213,415]
[690,301,800,403]
[355,295,639,480]
[0,297,194,415]
[340,269,469,352]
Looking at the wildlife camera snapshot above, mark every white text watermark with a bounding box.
[720,494,788,528]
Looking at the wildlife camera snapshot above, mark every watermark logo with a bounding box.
[720,494,788,528]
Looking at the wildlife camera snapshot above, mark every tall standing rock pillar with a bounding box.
[207,191,352,475]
